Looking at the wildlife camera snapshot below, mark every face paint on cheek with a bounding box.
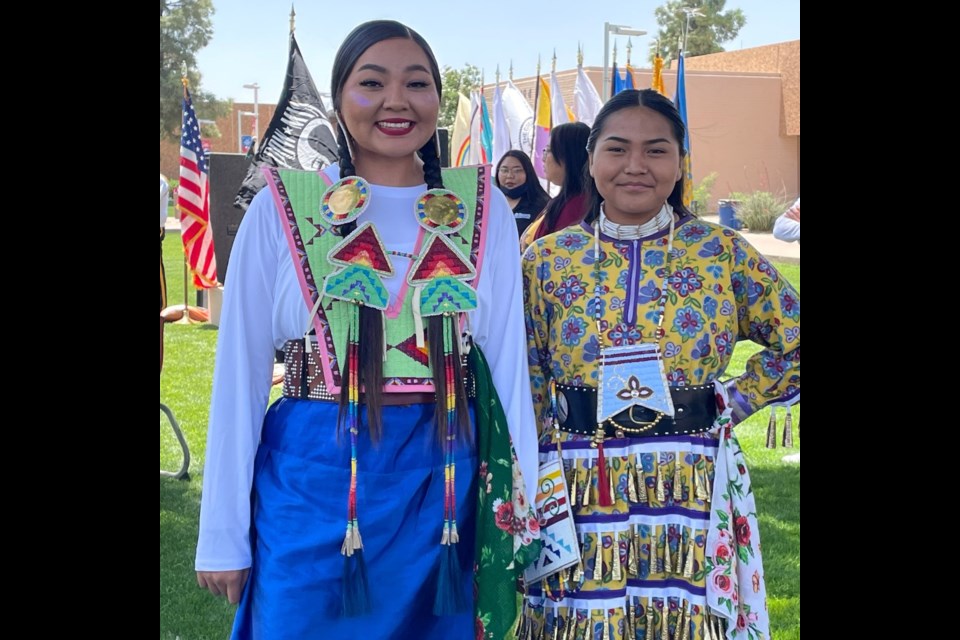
[345,89,373,107]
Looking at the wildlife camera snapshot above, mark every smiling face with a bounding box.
[588,106,683,224]
[337,38,440,175]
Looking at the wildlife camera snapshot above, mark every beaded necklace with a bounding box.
[587,206,678,505]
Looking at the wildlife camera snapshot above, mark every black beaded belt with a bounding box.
[555,382,717,438]
[282,339,475,403]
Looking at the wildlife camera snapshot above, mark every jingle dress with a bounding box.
[520,215,800,640]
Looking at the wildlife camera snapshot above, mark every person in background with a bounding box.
[160,173,169,373]
[160,173,169,314]
[195,20,540,640]
[494,150,548,238]
[521,122,591,249]
[773,196,800,242]
[520,89,799,640]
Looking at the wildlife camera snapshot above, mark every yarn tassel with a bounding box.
[433,314,466,615]
[341,305,371,616]
[596,443,613,506]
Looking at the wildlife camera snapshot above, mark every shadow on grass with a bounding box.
[160,477,236,639]
[750,464,800,639]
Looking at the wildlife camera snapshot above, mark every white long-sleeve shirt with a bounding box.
[196,168,539,571]
[773,197,800,243]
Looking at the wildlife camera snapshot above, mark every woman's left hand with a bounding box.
[197,569,249,604]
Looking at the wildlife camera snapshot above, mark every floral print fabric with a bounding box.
[520,219,799,639]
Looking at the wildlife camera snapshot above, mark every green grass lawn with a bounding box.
[160,234,799,639]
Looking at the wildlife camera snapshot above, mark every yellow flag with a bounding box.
[652,56,666,95]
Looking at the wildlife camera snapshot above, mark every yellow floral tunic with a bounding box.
[520,217,800,640]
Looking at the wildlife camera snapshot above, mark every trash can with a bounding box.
[717,199,742,230]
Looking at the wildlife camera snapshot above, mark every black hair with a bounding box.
[539,122,591,235]
[584,89,692,223]
[495,149,549,213]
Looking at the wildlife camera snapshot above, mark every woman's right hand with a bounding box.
[197,569,250,604]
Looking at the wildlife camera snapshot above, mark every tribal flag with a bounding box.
[549,70,571,129]
[625,63,636,90]
[234,33,337,210]
[500,80,534,156]
[533,77,551,179]
[651,54,667,95]
[574,64,602,127]
[674,51,693,208]
[612,61,625,96]
[178,83,217,288]
[491,82,510,168]
[479,92,493,164]
[450,93,472,166]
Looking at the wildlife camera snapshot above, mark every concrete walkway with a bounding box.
[699,214,800,263]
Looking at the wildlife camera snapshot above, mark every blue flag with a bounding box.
[673,51,693,207]
[612,62,624,96]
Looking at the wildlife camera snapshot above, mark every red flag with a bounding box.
[178,84,217,288]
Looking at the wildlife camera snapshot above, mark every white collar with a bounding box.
[599,203,674,240]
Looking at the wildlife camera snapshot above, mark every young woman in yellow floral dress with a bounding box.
[520,89,799,640]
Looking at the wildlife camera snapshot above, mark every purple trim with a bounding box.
[624,240,641,325]
[573,513,630,524]
[628,505,710,519]
[527,578,705,599]
[527,586,627,600]
[764,387,800,407]
[724,380,753,424]
[539,434,719,453]
[575,506,710,524]
[602,354,662,364]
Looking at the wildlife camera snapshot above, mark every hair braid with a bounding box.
[418,137,444,190]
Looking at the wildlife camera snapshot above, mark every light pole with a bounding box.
[243,82,260,141]
[237,111,257,153]
[681,8,703,52]
[603,23,647,101]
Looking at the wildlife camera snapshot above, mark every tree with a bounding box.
[439,64,481,129]
[651,0,746,62]
[160,0,229,139]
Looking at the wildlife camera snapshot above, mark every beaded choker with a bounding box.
[597,203,673,240]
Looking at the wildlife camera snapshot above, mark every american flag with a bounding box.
[178,85,217,288]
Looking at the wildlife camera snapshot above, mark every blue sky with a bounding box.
[195,0,799,104]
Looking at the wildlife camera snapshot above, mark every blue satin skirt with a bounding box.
[231,398,478,640]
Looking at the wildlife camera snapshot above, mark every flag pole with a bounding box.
[174,257,194,324]
[530,55,540,161]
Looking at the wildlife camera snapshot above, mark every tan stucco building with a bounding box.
[502,40,800,211]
